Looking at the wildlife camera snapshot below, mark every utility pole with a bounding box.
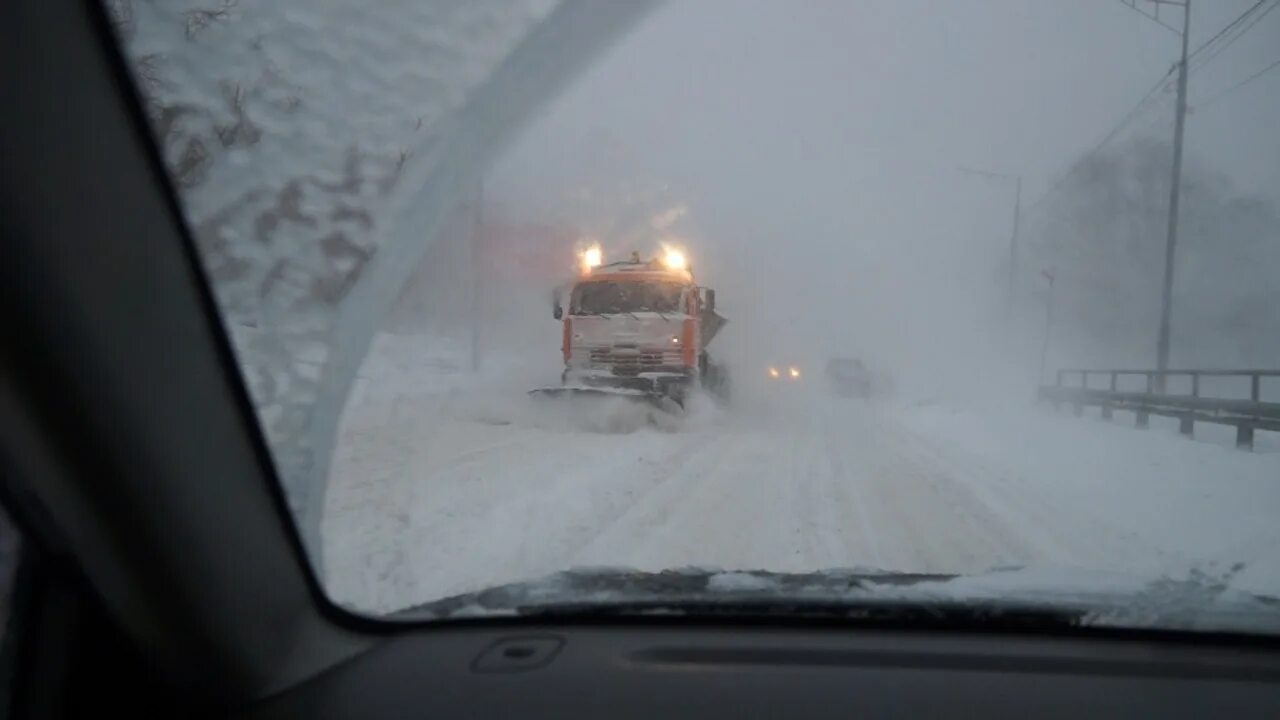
[1039,267,1056,385]
[1117,0,1190,389]
[1155,0,1190,390]
[470,177,484,372]
[1008,175,1022,317]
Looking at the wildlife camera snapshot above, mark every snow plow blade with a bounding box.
[526,386,684,412]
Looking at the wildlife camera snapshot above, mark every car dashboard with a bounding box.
[241,623,1280,719]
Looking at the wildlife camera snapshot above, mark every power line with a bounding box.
[1081,68,1175,152]
[1187,0,1265,62]
[1195,56,1280,108]
[1029,0,1277,213]
[1027,65,1176,212]
[1190,0,1279,74]
[1115,0,1184,35]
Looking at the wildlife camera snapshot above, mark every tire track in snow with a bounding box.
[819,425,885,569]
[331,401,745,610]
[790,431,841,569]
[815,404,1035,575]
[570,431,741,568]
[400,427,713,603]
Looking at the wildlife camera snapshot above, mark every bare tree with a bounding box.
[1035,139,1280,368]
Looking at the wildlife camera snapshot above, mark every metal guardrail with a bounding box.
[1039,369,1280,450]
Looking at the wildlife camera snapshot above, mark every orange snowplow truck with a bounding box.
[539,248,728,408]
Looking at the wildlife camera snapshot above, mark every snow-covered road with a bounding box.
[322,364,1280,614]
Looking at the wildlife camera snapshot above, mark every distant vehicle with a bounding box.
[766,364,804,383]
[825,357,873,399]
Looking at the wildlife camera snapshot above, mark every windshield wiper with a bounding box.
[396,570,1086,631]
[392,567,1280,635]
[517,598,1087,631]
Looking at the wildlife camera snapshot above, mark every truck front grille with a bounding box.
[588,348,684,376]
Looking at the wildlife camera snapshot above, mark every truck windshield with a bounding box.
[571,281,685,315]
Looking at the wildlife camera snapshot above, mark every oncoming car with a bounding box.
[766,364,803,382]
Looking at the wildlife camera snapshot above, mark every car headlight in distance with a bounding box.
[768,367,780,379]
[789,366,800,379]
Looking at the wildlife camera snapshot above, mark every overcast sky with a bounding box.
[485,0,1280,397]
[495,0,1278,201]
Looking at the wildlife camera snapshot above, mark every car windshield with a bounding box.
[106,1,1280,633]
[572,281,684,315]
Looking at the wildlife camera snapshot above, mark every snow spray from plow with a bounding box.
[524,386,687,433]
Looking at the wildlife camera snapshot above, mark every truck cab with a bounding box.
[551,250,725,405]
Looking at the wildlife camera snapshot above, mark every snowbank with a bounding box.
[895,401,1280,596]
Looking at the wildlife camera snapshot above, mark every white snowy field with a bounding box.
[322,333,1280,614]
